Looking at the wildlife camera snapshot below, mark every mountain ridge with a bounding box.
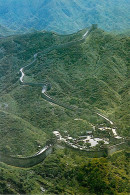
[0,26,129,194]
[0,26,129,155]
[0,0,130,34]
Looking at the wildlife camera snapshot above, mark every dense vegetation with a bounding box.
[0,150,129,194]
[0,27,129,194]
[0,0,130,34]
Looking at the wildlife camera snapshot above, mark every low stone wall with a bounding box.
[4,24,126,168]
[39,26,94,57]
[57,140,128,158]
[68,147,107,158]
[0,146,53,168]
[109,137,124,144]
[21,82,46,87]
[0,142,128,168]
[42,93,75,111]
[58,142,108,158]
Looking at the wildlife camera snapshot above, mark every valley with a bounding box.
[0,0,130,34]
[0,25,129,194]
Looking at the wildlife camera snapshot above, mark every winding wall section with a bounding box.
[0,25,127,168]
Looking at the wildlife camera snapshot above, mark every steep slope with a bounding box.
[0,31,66,155]
[0,150,129,194]
[0,0,130,34]
[0,27,129,157]
[0,27,129,194]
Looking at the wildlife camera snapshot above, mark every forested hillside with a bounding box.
[0,0,130,34]
[0,27,129,194]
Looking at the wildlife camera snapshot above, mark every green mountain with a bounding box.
[0,24,15,36]
[0,0,130,34]
[0,27,129,194]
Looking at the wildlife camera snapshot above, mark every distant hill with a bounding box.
[0,0,130,34]
[0,24,15,36]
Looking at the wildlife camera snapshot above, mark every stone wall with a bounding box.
[58,141,128,158]
[0,141,128,168]
[59,142,108,158]
[0,146,53,168]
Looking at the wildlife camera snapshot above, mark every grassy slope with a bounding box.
[0,28,129,155]
[0,150,129,194]
[0,28,129,194]
[28,29,129,135]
